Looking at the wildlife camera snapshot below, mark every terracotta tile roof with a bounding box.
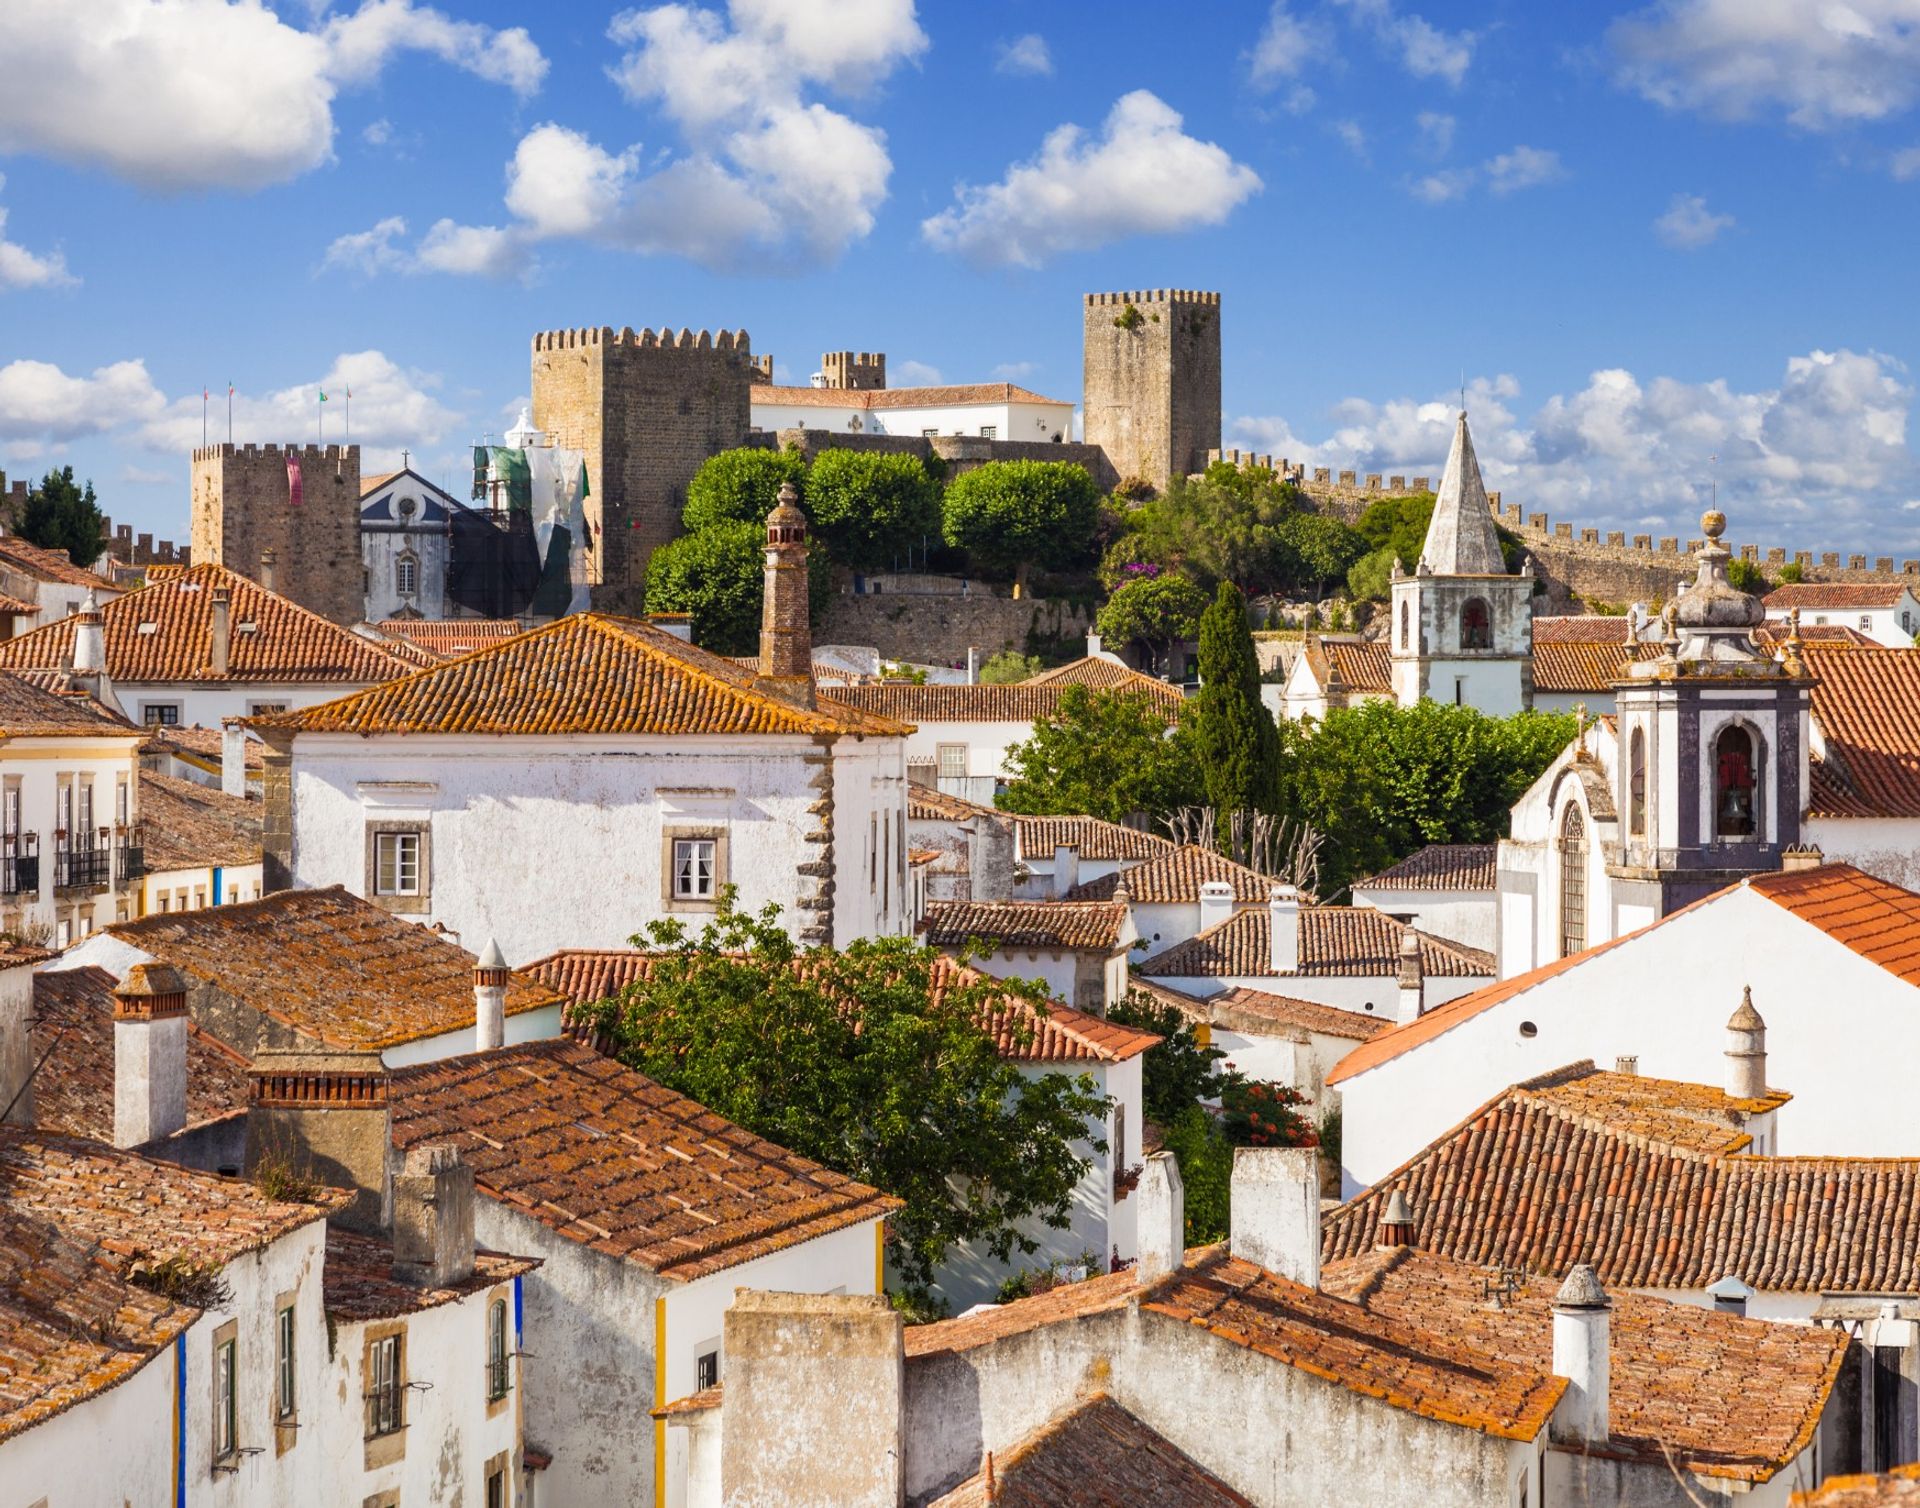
[920,899,1129,953]
[651,1383,723,1419]
[908,847,941,866]
[1011,814,1174,864]
[375,618,525,658]
[1353,843,1497,892]
[1758,622,1877,647]
[30,966,250,1141]
[388,1040,899,1282]
[1531,639,1642,692]
[0,534,107,588]
[321,1225,537,1322]
[0,592,38,615]
[1131,980,1392,1043]
[1766,583,1914,610]
[836,678,1182,722]
[0,669,140,737]
[526,948,1161,1065]
[1325,638,1391,693]
[904,1266,1143,1358]
[752,381,1069,410]
[907,786,1002,822]
[1022,656,1184,703]
[1747,863,1920,984]
[138,770,261,872]
[1320,1247,1844,1484]
[359,470,402,496]
[1796,1467,1920,1506]
[140,721,264,770]
[1531,616,1634,644]
[103,886,567,1052]
[723,653,865,687]
[0,563,410,685]
[1321,1065,1920,1295]
[1064,844,1271,904]
[1802,647,1920,817]
[255,613,908,739]
[1141,906,1494,981]
[360,630,443,670]
[927,1394,1254,1508]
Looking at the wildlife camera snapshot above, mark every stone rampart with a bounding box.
[818,592,1092,668]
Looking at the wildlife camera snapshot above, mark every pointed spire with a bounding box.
[1419,410,1506,575]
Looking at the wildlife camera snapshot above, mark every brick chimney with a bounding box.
[0,954,38,1126]
[1229,1146,1320,1288]
[1726,987,1768,1100]
[1135,1150,1185,1284]
[754,482,814,709]
[113,963,190,1148]
[1396,926,1423,1024]
[390,1143,475,1288]
[1551,1264,1611,1446]
[210,586,231,677]
[1198,879,1234,936]
[247,1048,392,1231]
[71,589,104,674]
[474,937,508,1052]
[1268,885,1300,974]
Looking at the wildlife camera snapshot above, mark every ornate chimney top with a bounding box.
[754,481,814,708]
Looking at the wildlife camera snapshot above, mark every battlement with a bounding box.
[99,515,186,566]
[530,326,752,353]
[1206,450,1433,503]
[190,443,358,465]
[1085,289,1220,307]
[819,350,886,389]
[1497,503,1920,579]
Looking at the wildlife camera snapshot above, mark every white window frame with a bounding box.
[935,743,967,781]
[979,425,997,439]
[214,1337,237,1459]
[395,552,419,597]
[672,838,716,901]
[374,831,422,896]
[141,702,182,727]
[276,1305,297,1419]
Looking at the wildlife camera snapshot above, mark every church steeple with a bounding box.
[1419,410,1505,576]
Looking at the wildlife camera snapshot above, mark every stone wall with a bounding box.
[99,516,187,567]
[819,591,1092,667]
[0,476,27,530]
[190,444,362,622]
[1084,289,1221,491]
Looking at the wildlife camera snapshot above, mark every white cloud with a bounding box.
[1230,350,1918,548]
[0,359,166,441]
[1894,145,1920,180]
[1333,0,1473,86]
[0,187,73,291]
[119,464,175,486]
[921,90,1262,269]
[0,0,545,193]
[996,34,1052,77]
[362,117,394,147]
[1654,192,1735,248]
[504,124,641,238]
[1249,2,1331,85]
[1333,120,1368,159]
[991,361,1038,382]
[322,215,410,276]
[1485,145,1564,195]
[1411,168,1473,203]
[322,213,528,280]
[1414,110,1455,158]
[1611,0,1920,130]
[893,360,943,386]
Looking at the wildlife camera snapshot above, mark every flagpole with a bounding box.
[345,387,351,444]
[318,389,324,446]
[227,383,233,446]
[202,388,208,448]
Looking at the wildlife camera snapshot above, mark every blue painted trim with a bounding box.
[513,1273,524,1345]
[175,1332,187,1508]
[212,866,223,906]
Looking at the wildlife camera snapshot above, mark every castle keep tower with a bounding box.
[190,444,362,624]
[818,351,886,390]
[530,326,756,614]
[1082,289,1221,492]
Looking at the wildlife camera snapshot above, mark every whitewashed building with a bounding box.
[750,379,1074,443]
[0,531,121,633]
[1350,843,1498,954]
[138,770,263,914]
[1764,581,1920,648]
[917,898,1135,1012]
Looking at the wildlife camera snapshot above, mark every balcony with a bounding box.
[55,844,110,891]
[115,828,145,885]
[0,835,37,898]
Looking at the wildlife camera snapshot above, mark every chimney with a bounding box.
[647,612,694,642]
[1053,844,1081,900]
[1551,1264,1611,1446]
[1198,880,1234,936]
[1396,926,1423,1024]
[753,482,814,709]
[113,963,190,1148]
[1780,844,1825,873]
[1726,987,1768,1100]
[247,1048,392,1231]
[1135,1150,1185,1284]
[71,589,104,674]
[720,1292,904,1507]
[1086,631,1104,658]
[1268,885,1300,974]
[474,937,508,1052]
[1375,1188,1415,1249]
[1229,1146,1320,1288]
[258,548,276,595]
[0,956,38,1126]
[966,645,978,685]
[220,720,249,798]
[391,1142,476,1288]
[1614,1055,1638,1076]
[210,586,231,677]
[1706,1274,1752,1317]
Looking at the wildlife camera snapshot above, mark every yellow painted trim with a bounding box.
[653,1295,667,1504]
[874,1220,885,1294]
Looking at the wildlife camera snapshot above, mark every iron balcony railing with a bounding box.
[55,841,110,890]
[115,827,145,884]
[1,834,37,897]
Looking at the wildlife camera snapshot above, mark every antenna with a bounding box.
[1460,368,1466,415]
[1708,452,1718,510]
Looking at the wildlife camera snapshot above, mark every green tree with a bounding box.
[998,686,1199,825]
[576,900,1111,1293]
[1190,582,1282,842]
[1095,574,1208,671]
[1157,1105,1234,1244]
[977,650,1045,685]
[682,447,808,532]
[643,520,830,655]
[942,460,1101,589]
[1277,512,1369,598]
[1778,561,1805,584]
[804,449,941,570]
[19,467,105,567]
[1107,990,1234,1125]
[1727,557,1769,595]
[1101,472,1300,594]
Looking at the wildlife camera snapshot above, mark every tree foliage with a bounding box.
[997,686,1199,825]
[1107,990,1234,1126]
[942,460,1101,581]
[977,650,1045,685]
[19,467,104,567]
[576,900,1111,1292]
[682,447,808,533]
[804,449,941,570]
[1726,556,1769,595]
[1189,582,1281,844]
[644,520,830,655]
[1095,574,1208,669]
[1344,492,1526,602]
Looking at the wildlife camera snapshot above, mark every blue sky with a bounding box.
[4,0,1920,552]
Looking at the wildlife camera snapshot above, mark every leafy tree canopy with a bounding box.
[643,519,830,655]
[804,448,941,570]
[942,460,1100,582]
[1107,990,1235,1126]
[1095,574,1209,669]
[575,900,1111,1293]
[997,686,1199,825]
[977,649,1046,685]
[1345,492,1527,602]
[682,447,808,533]
[1190,581,1282,842]
[20,466,104,567]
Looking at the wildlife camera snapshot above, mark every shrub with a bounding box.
[943,461,1101,585]
[804,449,941,570]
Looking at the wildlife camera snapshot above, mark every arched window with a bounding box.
[395,552,418,597]
[1559,803,1587,959]
[1399,599,1410,650]
[1628,728,1647,837]
[1714,725,1758,839]
[1461,597,1492,650]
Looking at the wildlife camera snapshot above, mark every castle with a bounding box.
[190,444,363,625]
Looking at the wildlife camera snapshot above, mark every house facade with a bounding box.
[1765,581,1920,648]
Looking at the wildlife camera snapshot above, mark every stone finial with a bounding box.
[1727,985,1763,1033]
[1555,1264,1609,1310]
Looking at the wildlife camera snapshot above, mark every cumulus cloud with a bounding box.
[1894,145,1920,180]
[0,359,166,441]
[0,0,545,193]
[1229,350,1918,549]
[893,360,943,386]
[995,34,1052,77]
[1333,0,1473,85]
[322,214,530,279]
[921,90,1262,269]
[0,181,73,291]
[1332,120,1368,160]
[1611,0,1920,130]
[1248,2,1331,85]
[1654,192,1735,248]
[1410,144,1565,202]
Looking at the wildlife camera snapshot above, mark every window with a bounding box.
[1714,725,1759,839]
[1860,615,1873,632]
[141,703,181,727]
[77,783,93,846]
[249,702,288,716]
[1460,596,1492,650]
[936,743,967,781]
[487,1300,510,1402]
[214,1335,238,1459]
[156,891,170,913]
[1628,728,1647,838]
[115,777,129,828]
[696,1348,720,1391]
[395,553,418,597]
[192,886,206,910]
[3,781,17,838]
[56,780,71,844]
[921,428,938,438]
[672,838,715,900]
[487,1468,507,1508]
[979,425,997,439]
[368,1334,403,1438]
[1558,803,1587,959]
[1905,611,1915,634]
[374,831,421,895]
[276,1305,296,1419]
[1399,599,1409,650]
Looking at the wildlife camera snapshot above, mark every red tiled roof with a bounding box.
[1353,843,1497,892]
[752,381,1069,410]
[321,1226,537,1322]
[1022,656,1184,702]
[908,786,1002,822]
[1796,1467,1920,1506]
[375,619,525,657]
[920,899,1128,953]
[1531,639,1643,692]
[140,721,264,771]
[1531,616,1634,644]
[1011,814,1174,864]
[1803,646,1920,817]
[0,669,139,737]
[1064,844,1271,904]
[1132,980,1392,1043]
[1766,583,1914,610]
[836,679,1182,722]
[388,1040,899,1282]
[0,535,107,588]
[138,770,261,872]
[928,1395,1254,1507]
[0,592,38,615]
[1747,863,1920,984]
[255,613,908,739]
[1142,906,1493,980]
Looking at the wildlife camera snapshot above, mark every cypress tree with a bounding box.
[1191,581,1281,847]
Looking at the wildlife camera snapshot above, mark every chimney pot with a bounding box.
[112,963,190,1148]
[1135,1151,1185,1284]
[1053,844,1081,900]
[1706,1273,1752,1316]
[474,937,508,1052]
[220,721,249,798]
[1551,1263,1611,1446]
[258,549,277,595]
[1267,886,1300,974]
[210,586,231,677]
[71,589,105,674]
[1376,1188,1416,1249]
[1726,987,1768,1100]
[1229,1146,1320,1288]
[1396,926,1423,1024]
[1198,880,1234,937]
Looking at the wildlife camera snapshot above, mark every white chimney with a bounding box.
[966,645,978,685]
[0,957,36,1126]
[1135,1151,1185,1284]
[1198,879,1234,936]
[647,613,694,642]
[1229,1146,1320,1288]
[1726,987,1767,1100]
[1086,631,1105,659]
[209,587,231,677]
[1706,1274,1752,1317]
[1053,844,1081,899]
[1551,1264,1611,1446]
[72,589,104,674]
[113,963,190,1148]
[1396,926,1424,1024]
[220,721,249,798]
[474,938,508,1052]
[1268,885,1300,974]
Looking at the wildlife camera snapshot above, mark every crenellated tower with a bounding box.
[190,443,362,623]
[1082,288,1221,492]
